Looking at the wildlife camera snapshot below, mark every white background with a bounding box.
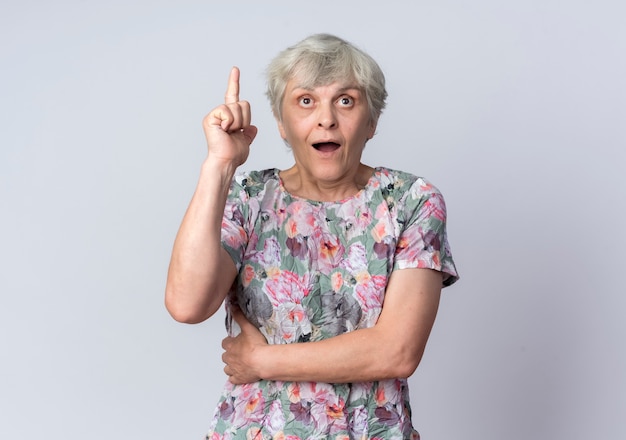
[1,1,624,439]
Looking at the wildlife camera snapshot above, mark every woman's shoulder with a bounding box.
[371,167,442,200]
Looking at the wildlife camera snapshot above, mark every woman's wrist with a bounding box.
[251,342,271,381]
[200,157,238,184]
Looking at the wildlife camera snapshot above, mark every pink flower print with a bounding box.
[340,242,368,274]
[419,194,447,223]
[312,382,333,402]
[275,303,311,342]
[288,307,306,324]
[267,399,285,435]
[355,274,387,313]
[376,385,387,406]
[231,384,266,424]
[245,427,262,440]
[221,218,247,250]
[244,391,262,412]
[346,382,372,403]
[415,252,440,270]
[223,200,242,223]
[309,403,330,433]
[420,229,441,253]
[258,235,282,267]
[320,237,343,267]
[354,208,373,231]
[395,225,422,260]
[348,406,368,437]
[285,201,316,238]
[418,180,433,193]
[371,218,393,243]
[265,270,310,306]
[316,383,342,405]
[242,264,255,287]
[434,250,441,266]
[375,201,390,220]
[312,229,345,274]
[275,205,288,225]
[326,397,349,434]
[273,433,302,440]
[336,200,372,237]
[285,217,299,239]
[326,400,345,420]
[297,381,318,402]
[331,271,343,292]
[286,382,301,403]
[375,381,401,407]
[370,175,381,189]
[377,170,394,190]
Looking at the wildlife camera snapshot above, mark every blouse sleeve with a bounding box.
[220,174,250,272]
[393,177,459,287]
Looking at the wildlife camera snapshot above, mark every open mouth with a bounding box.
[312,142,341,152]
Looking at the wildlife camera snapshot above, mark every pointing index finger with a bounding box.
[224,66,240,104]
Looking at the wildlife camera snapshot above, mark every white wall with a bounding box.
[1,1,624,439]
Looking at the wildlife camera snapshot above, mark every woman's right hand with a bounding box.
[202,67,258,168]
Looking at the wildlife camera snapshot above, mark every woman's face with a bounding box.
[277,77,377,187]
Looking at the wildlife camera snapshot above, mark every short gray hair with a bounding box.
[266,34,387,123]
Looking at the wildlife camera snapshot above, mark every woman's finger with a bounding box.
[221,336,233,350]
[224,67,240,104]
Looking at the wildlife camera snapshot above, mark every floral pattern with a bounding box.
[207,167,458,439]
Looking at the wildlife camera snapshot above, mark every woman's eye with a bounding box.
[299,97,312,106]
[339,96,354,106]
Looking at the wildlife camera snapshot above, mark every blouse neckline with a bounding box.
[274,167,382,205]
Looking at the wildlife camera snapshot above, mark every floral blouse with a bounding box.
[206,167,458,440]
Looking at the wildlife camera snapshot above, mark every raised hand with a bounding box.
[202,67,258,168]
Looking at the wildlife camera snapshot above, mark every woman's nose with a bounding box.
[317,103,337,129]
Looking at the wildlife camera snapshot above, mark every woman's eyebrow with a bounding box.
[289,84,362,94]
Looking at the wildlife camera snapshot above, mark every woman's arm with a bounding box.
[165,162,238,323]
[165,67,257,323]
[221,267,442,383]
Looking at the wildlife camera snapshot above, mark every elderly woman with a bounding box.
[166,33,458,439]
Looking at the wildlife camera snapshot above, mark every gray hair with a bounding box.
[265,34,387,123]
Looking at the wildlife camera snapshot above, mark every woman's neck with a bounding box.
[279,163,374,202]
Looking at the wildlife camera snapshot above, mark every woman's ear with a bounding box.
[367,119,378,140]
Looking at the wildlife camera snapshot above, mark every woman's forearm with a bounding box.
[224,269,442,384]
[256,325,423,383]
[165,159,238,323]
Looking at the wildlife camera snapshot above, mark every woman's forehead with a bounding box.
[286,76,362,93]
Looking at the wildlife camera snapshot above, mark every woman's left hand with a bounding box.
[221,306,268,384]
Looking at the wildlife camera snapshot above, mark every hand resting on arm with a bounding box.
[222,267,442,384]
